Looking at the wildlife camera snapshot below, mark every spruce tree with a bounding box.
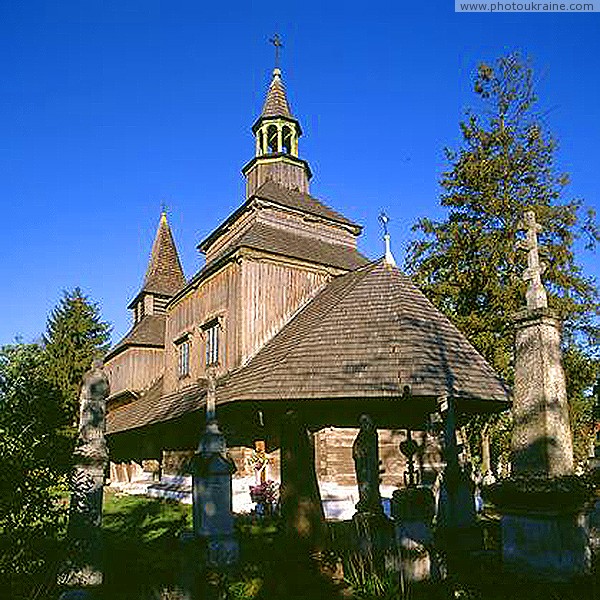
[406,52,599,465]
[43,288,111,427]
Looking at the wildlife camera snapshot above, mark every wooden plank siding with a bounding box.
[105,347,165,397]
[164,261,241,393]
[240,256,332,365]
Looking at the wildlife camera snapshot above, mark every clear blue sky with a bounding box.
[1,1,598,346]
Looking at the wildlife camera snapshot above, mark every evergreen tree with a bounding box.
[406,52,599,465]
[43,288,111,427]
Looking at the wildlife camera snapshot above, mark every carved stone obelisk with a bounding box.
[511,210,574,476]
[59,359,110,597]
[489,211,590,580]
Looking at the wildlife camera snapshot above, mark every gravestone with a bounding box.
[192,371,239,568]
[58,359,110,598]
[392,430,437,583]
[351,414,393,573]
[436,396,479,567]
[487,211,591,580]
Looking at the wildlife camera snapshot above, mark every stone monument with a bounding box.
[192,369,239,568]
[351,414,393,573]
[487,210,591,580]
[435,396,479,569]
[59,359,110,598]
[391,429,437,583]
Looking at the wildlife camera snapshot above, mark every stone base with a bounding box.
[351,511,394,573]
[395,520,436,583]
[205,535,239,568]
[501,511,591,580]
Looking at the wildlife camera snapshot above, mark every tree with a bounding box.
[406,52,599,466]
[0,343,69,591]
[43,288,111,428]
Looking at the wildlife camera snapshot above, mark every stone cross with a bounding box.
[518,210,548,310]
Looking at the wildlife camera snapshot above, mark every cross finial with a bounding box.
[160,200,168,216]
[269,33,283,69]
[378,211,396,267]
[518,210,548,310]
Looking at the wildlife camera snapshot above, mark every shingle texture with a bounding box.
[107,378,205,435]
[253,181,360,229]
[261,69,292,118]
[143,213,186,296]
[105,261,509,435]
[218,261,510,403]
[105,314,166,360]
[212,221,368,271]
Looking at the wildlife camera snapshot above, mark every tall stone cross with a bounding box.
[269,33,283,68]
[519,210,548,310]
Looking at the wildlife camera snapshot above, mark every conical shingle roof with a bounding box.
[142,212,186,296]
[261,68,292,118]
[219,260,510,404]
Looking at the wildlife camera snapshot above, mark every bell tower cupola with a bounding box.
[242,35,312,198]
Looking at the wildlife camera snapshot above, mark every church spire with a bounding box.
[242,36,312,198]
[128,210,185,323]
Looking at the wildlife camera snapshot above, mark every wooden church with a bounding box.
[104,60,509,494]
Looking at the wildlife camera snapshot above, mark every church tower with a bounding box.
[128,210,185,324]
[242,65,312,197]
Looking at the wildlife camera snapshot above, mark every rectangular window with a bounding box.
[178,340,190,377]
[205,323,219,366]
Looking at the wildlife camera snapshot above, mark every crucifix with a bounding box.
[269,33,283,68]
[518,210,548,310]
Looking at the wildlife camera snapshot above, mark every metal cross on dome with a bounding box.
[269,33,283,68]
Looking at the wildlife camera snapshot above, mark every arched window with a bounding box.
[267,125,278,153]
[282,126,293,154]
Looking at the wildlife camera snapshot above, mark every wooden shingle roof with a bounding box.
[261,68,292,119]
[253,181,360,229]
[210,221,369,271]
[107,378,205,435]
[105,314,166,361]
[141,212,186,296]
[218,261,510,404]
[106,261,510,436]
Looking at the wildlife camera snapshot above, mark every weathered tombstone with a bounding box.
[58,359,110,598]
[391,430,437,583]
[191,370,239,568]
[486,211,591,580]
[436,396,479,567]
[351,414,393,573]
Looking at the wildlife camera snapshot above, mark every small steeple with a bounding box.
[128,210,185,323]
[242,36,312,198]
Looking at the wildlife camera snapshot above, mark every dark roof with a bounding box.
[211,221,369,271]
[107,378,205,435]
[253,181,360,230]
[141,213,186,297]
[218,261,510,404]
[261,68,292,119]
[105,315,166,361]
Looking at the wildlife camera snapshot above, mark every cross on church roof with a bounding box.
[269,33,283,68]
[518,210,548,310]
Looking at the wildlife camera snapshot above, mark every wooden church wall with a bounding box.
[164,261,241,393]
[240,257,331,365]
[105,347,164,397]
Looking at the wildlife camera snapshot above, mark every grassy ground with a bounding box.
[6,491,600,599]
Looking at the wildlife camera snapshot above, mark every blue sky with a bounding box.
[1,1,598,346]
